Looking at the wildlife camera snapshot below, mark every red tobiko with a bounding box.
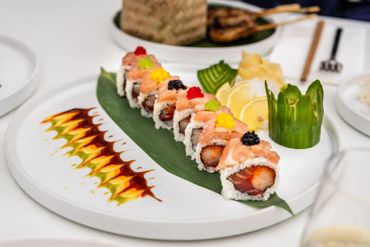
[186,86,204,100]
[134,46,147,56]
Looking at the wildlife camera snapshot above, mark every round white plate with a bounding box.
[109,0,281,64]
[6,64,338,240]
[0,237,126,247]
[336,73,370,136]
[0,35,38,117]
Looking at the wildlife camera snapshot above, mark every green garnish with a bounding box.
[197,60,237,94]
[265,80,324,149]
[138,56,154,69]
[204,99,221,112]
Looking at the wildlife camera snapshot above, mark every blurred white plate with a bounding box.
[0,35,38,117]
[0,237,125,247]
[6,64,338,240]
[336,73,370,136]
[109,0,281,64]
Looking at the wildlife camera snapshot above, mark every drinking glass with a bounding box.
[301,149,370,247]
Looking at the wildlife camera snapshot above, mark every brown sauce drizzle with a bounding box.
[41,107,161,205]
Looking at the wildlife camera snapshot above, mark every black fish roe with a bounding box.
[241,131,260,146]
[168,80,187,90]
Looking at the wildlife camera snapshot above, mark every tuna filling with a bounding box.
[132,82,141,102]
[200,145,224,168]
[142,95,156,113]
[159,104,176,122]
[228,166,275,196]
[179,116,191,135]
[191,128,203,151]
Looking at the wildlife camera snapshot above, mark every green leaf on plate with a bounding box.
[97,68,293,215]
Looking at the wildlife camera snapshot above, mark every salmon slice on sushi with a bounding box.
[137,67,171,118]
[194,113,248,173]
[173,86,216,142]
[125,55,160,109]
[216,132,279,201]
[153,78,187,129]
[183,100,230,160]
[116,46,148,97]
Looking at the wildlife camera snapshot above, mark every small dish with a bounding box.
[336,73,370,136]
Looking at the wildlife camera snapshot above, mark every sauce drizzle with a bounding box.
[41,107,161,205]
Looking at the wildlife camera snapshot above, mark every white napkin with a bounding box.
[269,20,366,85]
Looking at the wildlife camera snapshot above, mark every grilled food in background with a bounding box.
[207,4,320,43]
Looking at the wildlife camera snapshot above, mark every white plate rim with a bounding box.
[0,34,38,116]
[0,236,127,247]
[5,72,339,239]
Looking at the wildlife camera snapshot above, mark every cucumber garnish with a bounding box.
[197,60,237,94]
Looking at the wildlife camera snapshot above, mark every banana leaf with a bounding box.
[96,68,293,215]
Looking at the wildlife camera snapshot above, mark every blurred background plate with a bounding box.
[109,0,281,64]
[0,35,38,117]
[336,73,370,136]
[0,237,126,247]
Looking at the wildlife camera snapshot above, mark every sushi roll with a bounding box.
[194,112,247,173]
[125,55,160,109]
[216,132,279,201]
[173,86,216,142]
[116,46,147,97]
[153,77,187,129]
[137,67,171,118]
[183,100,230,159]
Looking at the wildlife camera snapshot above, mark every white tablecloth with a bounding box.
[0,1,369,246]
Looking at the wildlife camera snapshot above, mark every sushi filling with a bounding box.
[179,116,191,135]
[142,95,156,113]
[200,145,224,169]
[159,104,176,122]
[191,128,203,151]
[227,166,276,196]
[132,82,141,102]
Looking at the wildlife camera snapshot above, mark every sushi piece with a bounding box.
[183,100,230,159]
[137,67,171,117]
[194,112,248,173]
[116,46,148,97]
[173,86,216,142]
[216,132,279,201]
[125,55,160,109]
[153,78,187,129]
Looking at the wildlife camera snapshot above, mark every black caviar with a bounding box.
[168,80,187,90]
[241,131,260,146]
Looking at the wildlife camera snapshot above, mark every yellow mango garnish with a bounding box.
[215,113,235,129]
[150,67,170,84]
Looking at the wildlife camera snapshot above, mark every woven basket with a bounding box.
[120,0,207,45]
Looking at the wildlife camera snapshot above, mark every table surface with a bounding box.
[0,1,369,246]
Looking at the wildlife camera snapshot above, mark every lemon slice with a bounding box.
[215,83,232,106]
[226,82,251,117]
[239,96,268,131]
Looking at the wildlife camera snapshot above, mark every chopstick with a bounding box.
[300,20,325,82]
